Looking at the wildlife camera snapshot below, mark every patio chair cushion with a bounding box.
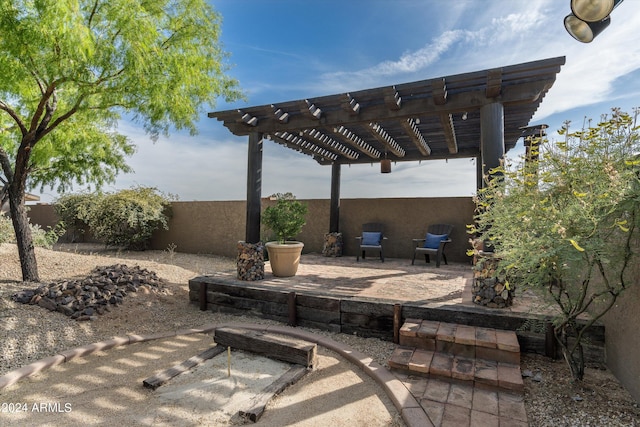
[362,231,382,246]
[424,233,448,249]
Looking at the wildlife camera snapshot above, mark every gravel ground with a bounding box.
[1,242,638,426]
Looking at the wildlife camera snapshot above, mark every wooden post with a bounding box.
[393,303,402,344]
[545,322,558,359]
[329,162,341,233]
[288,292,297,327]
[480,102,505,186]
[199,282,207,311]
[246,132,263,243]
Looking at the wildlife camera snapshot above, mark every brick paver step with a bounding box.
[388,347,524,392]
[399,319,520,365]
[392,320,525,393]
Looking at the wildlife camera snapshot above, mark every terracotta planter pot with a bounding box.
[265,241,304,277]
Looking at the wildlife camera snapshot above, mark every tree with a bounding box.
[471,108,640,381]
[0,0,243,281]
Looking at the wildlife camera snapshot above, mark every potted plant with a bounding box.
[262,193,308,277]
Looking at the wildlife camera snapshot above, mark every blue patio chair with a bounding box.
[412,224,453,267]
[355,223,387,262]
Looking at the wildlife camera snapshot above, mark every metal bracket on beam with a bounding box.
[369,122,405,157]
[486,69,502,98]
[384,86,402,110]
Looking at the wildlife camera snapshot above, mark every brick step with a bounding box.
[388,346,524,392]
[390,319,524,392]
[399,319,520,365]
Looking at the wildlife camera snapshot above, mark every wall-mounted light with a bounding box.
[564,0,623,43]
[461,112,468,121]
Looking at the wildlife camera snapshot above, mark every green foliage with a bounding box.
[471,108,640,380]
[53,192,94,241]
[0,0,243,281]
[71,187,173,250]
[0,215,64,248]
[0,215,12,244]
[262,193,308,244]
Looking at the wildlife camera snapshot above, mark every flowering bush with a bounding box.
[471,108,640,380]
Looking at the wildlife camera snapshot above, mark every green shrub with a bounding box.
[0,214,63,249]
[262,193,308,243]
[0,214,13,244]
[54,193,94,242]
[82,187,173,250]
[471,108,640,381]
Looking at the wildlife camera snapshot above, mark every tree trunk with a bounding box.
[555,323,585,381]
[8,187,39,282]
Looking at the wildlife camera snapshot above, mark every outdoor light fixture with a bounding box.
[461,112,468,121]
[564,0,624,43]
[380,158,391,173]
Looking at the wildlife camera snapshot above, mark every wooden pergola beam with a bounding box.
[439,113,458,154]
[221,80,551,136]
[402,118,431,156]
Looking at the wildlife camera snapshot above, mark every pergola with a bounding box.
[209,56,565,244]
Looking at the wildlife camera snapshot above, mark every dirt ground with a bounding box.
[1,243,638,426]
[0,333,403,427]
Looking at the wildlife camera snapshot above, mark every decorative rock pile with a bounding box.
[322,232,343,257]
[236,241,264,281]
[472,254,515,308]
[11,264,166,321]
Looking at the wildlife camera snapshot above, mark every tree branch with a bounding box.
[28,82,58,136]
[0,101,28,136]
[88,0,100,28]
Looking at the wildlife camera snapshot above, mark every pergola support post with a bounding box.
[246,132,263,243]
[329,162,340,233]
[480,102,505,185]
[323,162,343,257]
[237,131,265,280]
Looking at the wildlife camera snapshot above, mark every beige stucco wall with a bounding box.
[147,197,475,262]
[601,263,640,403]
[27,197,475,261]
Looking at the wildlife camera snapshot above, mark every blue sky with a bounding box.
[38,0,640,202]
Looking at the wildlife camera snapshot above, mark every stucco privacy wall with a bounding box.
[26,197,475,261]
[600,261,640,403]
[149,197,476,262]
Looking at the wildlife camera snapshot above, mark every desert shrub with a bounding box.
[0,214,63,248]
[54,193,94,242]
[0,214,13,243]
[81,187,173,250]
[471,108,640,380]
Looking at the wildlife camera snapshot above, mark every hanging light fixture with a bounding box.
[380,152,391,173]
[564,0,624,43]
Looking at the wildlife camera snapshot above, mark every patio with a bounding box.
[190,254,605,360]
